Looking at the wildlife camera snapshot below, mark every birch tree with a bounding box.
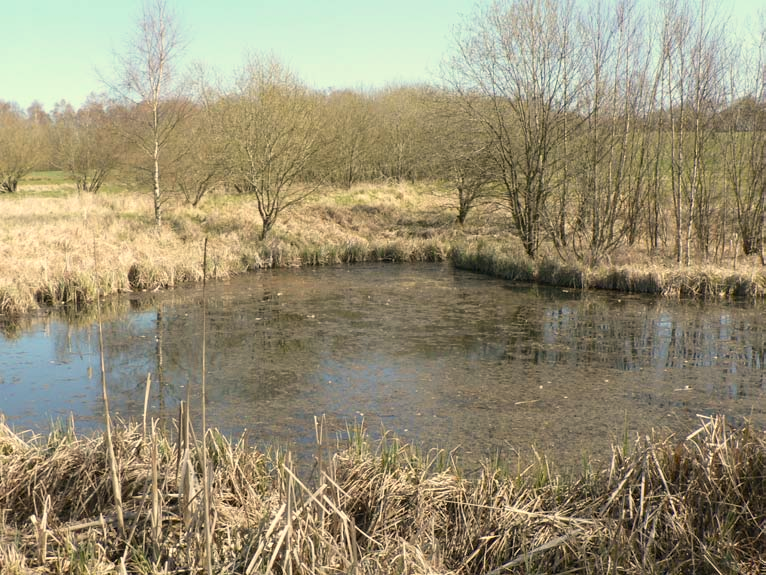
[109,0,189,225]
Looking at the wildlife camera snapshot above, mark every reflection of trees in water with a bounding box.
[157,293,320,406]
[155,307,167,414]
[0,299,133,346]
[499,296,766,393]
[31,266,766,435]
[0,317,28,340]
[47,301,178,422]
[43,283,324,428]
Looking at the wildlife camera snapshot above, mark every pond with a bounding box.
[2,262,765,472]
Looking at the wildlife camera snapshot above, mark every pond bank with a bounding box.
[0,415,763,574]
[2,182,766,319]
[0,185,455,316]
[452,240,766,299]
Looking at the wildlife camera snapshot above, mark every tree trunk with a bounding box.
[153,141,162,226]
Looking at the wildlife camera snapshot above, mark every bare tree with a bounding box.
[568,0,654,264]
[425,90,497,225]
[170,114,226,207]
[0,101,43,193]
[370,86,429,183]
[446,0,582,258]
[220,56,325,239]
[723,37,766,264]
[50,97,121,194]
[107,0,189,225]
[163,77,228,208]
[322,89,375,189]
[661,0,727,264]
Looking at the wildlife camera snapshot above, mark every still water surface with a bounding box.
[2,263,765,470]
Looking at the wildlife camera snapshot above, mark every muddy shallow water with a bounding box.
[2,263,765,471]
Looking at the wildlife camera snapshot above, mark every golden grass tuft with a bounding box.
[451,240,536,282]
[0,184,463,317]
[1,415,764,573]
[0,281,36,316]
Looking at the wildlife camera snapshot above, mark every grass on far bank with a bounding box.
[0,413,764,574]
[452,239,766,299]
[0,180,459,316]
[2,172,766,317]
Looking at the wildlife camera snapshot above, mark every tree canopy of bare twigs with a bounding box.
[163,84,228,207]
[565,0,656,264]
[218,56,325,239]
[423,89,499,225]
[50,97,121,194]
[320,89,376,189]
[445,0,583,258]
[0,101,43,193]
[722,17,766,262]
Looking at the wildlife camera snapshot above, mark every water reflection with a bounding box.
[508,298,764,374]
[1,263,764,471]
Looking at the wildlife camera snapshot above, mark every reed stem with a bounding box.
[201,237,213,575]
[94,236,125,536]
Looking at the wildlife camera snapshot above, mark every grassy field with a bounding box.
[0,415,764,574]
[2,171,766,319]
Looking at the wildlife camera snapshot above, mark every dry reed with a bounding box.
[3,181,766,320]
[0,185,460,317]
[453,239,766,300]
[0,414,764,574]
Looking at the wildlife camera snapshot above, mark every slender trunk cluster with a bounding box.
[446,0,763,266]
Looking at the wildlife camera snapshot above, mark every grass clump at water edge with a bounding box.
[453,239,766,299]
[0,414,764,574]
[4,180,766,320]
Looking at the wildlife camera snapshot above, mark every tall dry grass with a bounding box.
[452,239,766,299]
[3,179,766,320]
[0,415,764,574]
[0,184,459,317]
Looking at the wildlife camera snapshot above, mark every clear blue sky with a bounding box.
[2,0,476,111]
[2,0,763,112]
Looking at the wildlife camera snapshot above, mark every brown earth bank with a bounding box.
[2,180,766,321]
[0,414,764,574]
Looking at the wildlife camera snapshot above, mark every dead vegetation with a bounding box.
[452,240,766,300]
[0,184,457,317]
[2,181,766,320]
[0,414,764,574]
